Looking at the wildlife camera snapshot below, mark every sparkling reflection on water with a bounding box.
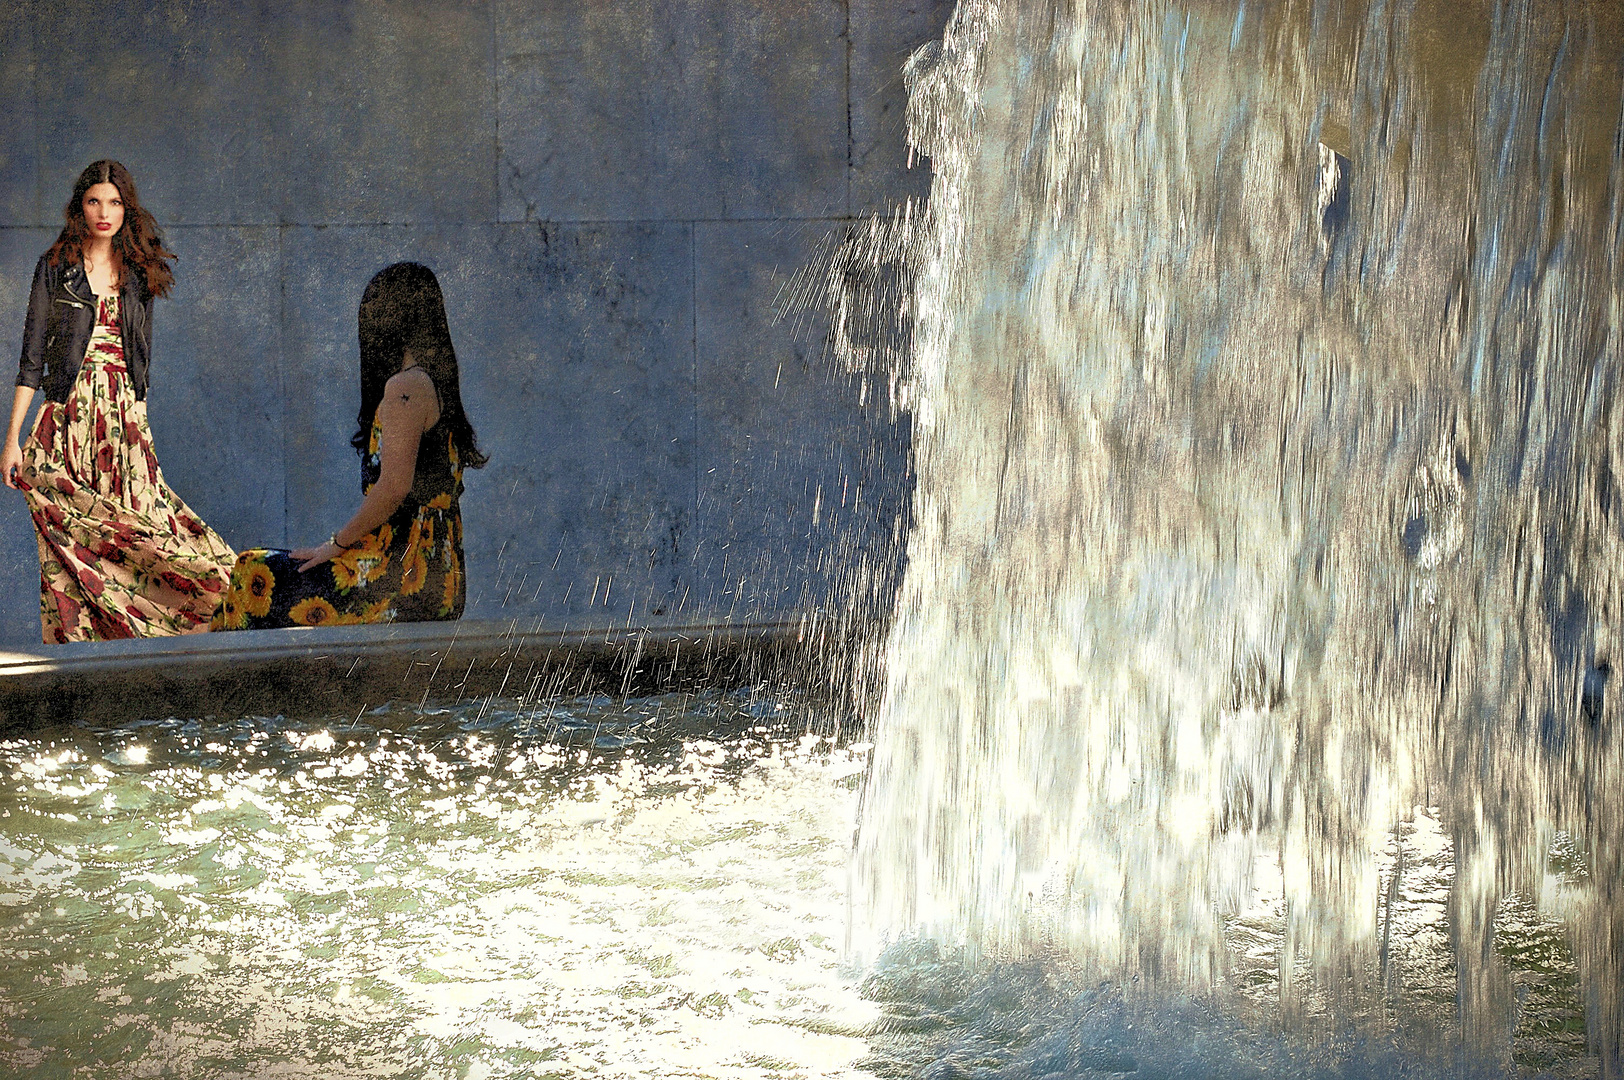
[0,692,877,1079]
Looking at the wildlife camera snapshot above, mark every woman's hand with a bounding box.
[0,441,22,491]
[292,541,345,572]
[1,386,35,492]
[290,369,433,576]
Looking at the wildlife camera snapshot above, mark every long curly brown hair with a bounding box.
[44,160,177,298]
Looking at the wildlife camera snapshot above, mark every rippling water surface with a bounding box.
[0,692,877,1078]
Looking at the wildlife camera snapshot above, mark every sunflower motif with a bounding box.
[440,563,461,616]
[211,597,247,631]
[289,597,340,626]
[332,528,392,591]
[400,548,429,596]
[241,560,276,617]
[356,596,394,623]
[330,549,363,590]
[426,492,453,511]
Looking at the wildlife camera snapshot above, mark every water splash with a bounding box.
[852,0,1624,1067]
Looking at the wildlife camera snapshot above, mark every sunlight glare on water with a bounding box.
[0,693,877,1079]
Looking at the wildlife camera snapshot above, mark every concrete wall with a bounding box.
[0,0,951,647]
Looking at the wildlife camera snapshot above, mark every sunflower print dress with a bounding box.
[17,294,237,642]
[211,416,465,630]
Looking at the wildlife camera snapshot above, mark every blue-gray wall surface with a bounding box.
[0,0,950,647]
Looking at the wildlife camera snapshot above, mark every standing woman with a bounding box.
[1,160,235,642]
[212,262,485,630]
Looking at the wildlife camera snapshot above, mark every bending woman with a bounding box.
[1,160,235,642]
[212,262,485,630]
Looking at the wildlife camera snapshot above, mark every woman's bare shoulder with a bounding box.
[380,367,440,429]
[384,366,437,399]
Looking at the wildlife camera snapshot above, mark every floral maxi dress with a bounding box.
[211,415,466,630]
[19,294,236,642]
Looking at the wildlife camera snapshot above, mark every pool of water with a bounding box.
[0,687,1598,1079]
[0,690,878,1079]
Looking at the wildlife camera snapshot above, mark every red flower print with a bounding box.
[72,543,98,566]
[95,414,107,442]
[35,408,56,444]
[91,539,127,565]
[40,504,66,529]
[75,566,105,597]
[88,608,133,640]
[53,590,80,628]
[95,444,115,473]
[124,421,141,443]
[199,573,224,594]
[144,446,160,477]
[54,476,75,496]
[159,570,199,596]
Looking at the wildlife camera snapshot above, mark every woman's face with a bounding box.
[81,182,125,241]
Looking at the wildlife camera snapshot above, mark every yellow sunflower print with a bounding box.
[289,597,340,626]
[356,596,394,623]
[400,547,429,596]
[210,413,464,631]
[241,559,276,617]
[212,594,248,630]
[440,562,461,615]
[329,523,395,590]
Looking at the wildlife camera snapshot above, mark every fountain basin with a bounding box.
[0,617,813,732]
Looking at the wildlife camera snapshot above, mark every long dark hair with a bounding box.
[351,262,487,469]
[45,160,177,298]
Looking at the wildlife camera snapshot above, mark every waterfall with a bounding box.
[850,0,1624,1065]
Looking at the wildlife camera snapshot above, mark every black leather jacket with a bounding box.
[15,253,155,403]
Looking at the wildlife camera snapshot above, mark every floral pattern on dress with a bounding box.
[18,294,236,642]
[212,418,465,630]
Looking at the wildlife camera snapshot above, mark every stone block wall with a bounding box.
[0,0,952,647]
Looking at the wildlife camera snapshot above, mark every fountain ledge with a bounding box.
[0,616,813,730]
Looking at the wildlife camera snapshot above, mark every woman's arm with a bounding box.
[292,368,437,571]
[0,385,36,490]
[16,256,49,397]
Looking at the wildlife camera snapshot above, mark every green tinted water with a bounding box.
[0,690,1594,1078]
[0,692,876,1079]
